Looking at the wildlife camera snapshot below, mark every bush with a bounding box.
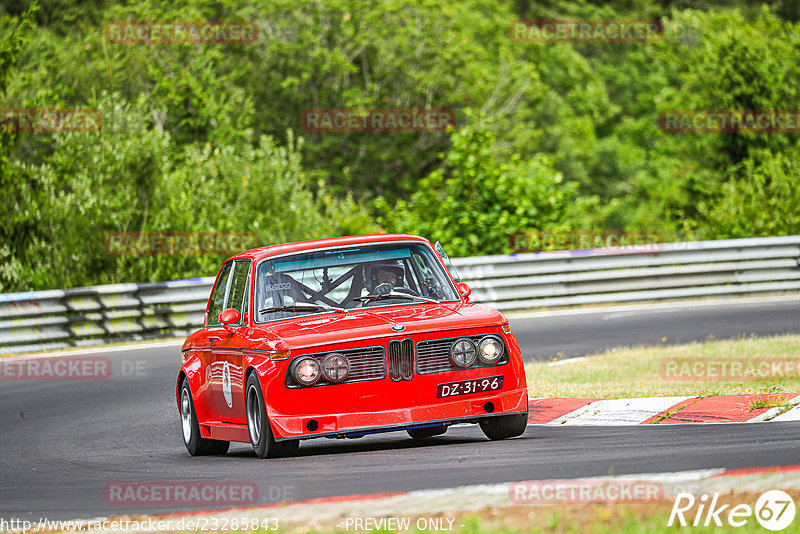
[375,119,583,256]
[1,95,378,291]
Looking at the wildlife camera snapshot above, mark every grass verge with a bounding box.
[244,490,800,533]
[442,491,796,534]
[524,334,800,398]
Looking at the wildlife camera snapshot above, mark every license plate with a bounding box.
[436,376,503,398]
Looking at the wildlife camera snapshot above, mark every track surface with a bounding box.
[2,297,800,520]
[511,296,800,360]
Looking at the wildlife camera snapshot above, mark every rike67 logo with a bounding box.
[669,490,796,531]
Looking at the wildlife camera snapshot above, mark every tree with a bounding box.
[375,118,583,256]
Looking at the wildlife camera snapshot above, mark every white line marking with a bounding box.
[765,396,800,422]
[548,356,588,367]
[507,294,800,320]
[1,340,183,360]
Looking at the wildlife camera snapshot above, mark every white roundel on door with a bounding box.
[222,361,233,408]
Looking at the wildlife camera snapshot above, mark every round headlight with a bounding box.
[322,353,350,383]
[292,357,321,386]
[478,336,504,364]
[450,338,478,368]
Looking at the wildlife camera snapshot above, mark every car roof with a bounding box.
[225,234,433,263]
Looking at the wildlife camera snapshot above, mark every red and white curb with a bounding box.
[527,394,800,425]
[43,466,800,533]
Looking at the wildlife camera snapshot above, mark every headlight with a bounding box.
[449,338,477,367]
[322,353,349,383]
[292,357,321,386]
[478,336,504,364]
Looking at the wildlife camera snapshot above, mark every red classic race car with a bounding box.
[177,234,529,458]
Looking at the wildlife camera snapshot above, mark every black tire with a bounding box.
[407,425,448,439]
[274,439,300,457]
[179,378,230,456]
[245,373,298,458]
[479,412,528,440]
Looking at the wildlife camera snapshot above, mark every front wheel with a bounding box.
[180,379,229,456]
[479,412,528,440]
[245,373,299,459]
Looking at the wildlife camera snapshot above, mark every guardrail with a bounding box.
[0,278,215,354]
[452,236,800,311]
[1,236,799,354]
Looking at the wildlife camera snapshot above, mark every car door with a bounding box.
[193,260,233,419]
[209,259,251,424]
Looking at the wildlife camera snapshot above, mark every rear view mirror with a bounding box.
[218,308,241,327]
[455,281,471,302]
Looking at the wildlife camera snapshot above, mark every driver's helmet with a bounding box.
[365,261,405,292]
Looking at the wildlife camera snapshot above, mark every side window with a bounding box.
[207,261,233,326]
[227,260,251,322]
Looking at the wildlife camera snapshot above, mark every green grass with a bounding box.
[748,396,794,410]
[524,334,800,399]
[645,405,686,424]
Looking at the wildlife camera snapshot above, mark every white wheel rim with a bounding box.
[180,387,192,444]
[246,384,261,445]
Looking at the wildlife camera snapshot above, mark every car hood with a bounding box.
[253,302,505,351]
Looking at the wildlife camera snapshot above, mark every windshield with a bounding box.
[255,242,459,323]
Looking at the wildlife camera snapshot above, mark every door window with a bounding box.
[227,260,251,322]
[207,261,233,326]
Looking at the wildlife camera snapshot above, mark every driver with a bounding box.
[365,261,406,296]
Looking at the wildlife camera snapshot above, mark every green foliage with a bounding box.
[2,0,800,291]
[695,148,800,239]
[1,95,377,291]
[375,119,582,256]
[233,0,543,197]
[0,2,40,290]
[636,8,800,238]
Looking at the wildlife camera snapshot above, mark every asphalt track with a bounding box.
[511,296,800,361]
[2,296,800,521]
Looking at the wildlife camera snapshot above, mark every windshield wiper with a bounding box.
[259,303,345,314]
[354,292,440,305]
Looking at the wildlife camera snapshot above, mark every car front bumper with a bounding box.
[269,387,528,440]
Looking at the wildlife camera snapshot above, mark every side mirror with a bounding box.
[455,281,471,302]
[218,308,241,329]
